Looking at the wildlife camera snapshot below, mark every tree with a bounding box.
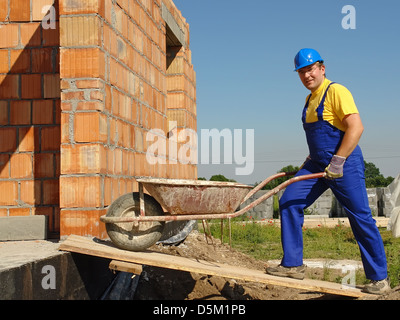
[259,165,300,190]
[364,161,394,188]
[209,174,237,182]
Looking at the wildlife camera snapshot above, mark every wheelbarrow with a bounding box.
[100,172,326,251]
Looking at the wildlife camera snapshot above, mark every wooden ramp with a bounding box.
[59,235,373,299]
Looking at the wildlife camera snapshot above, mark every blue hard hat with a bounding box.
[294,48,324,71]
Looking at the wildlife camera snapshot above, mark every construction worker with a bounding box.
[266,48,390,295]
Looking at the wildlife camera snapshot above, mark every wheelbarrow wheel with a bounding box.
[106,192,165,251]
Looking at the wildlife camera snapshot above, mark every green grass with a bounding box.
[204,217,400,287]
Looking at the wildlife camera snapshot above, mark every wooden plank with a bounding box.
[109,260,143,274]
[59,235,373,299]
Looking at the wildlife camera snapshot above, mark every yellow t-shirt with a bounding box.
[304,78,358,132]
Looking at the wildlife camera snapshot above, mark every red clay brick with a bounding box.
[55,100,61,124]
[0,181,17,206]
[0,50,9,73]
[61,144,106,174]
[75,79,104,89]
[10,100,31,125]
[60,48,105,79]
[74,112,107,143]
[60,101,72,111]
[0,74,19,99]
[33,100,54,124]
[44,74,61,98]
[55,152,60,176]
[20,23,42,47]
[61,90,85,101]
[0,24,19,48]
[41,126,61,151]
[103,176,112,206]
[10,49,31,73]
[76,101,104,111]
[90,90,104,101]
[42,179,59,205]
[20,180,41,205]
[9,0,31,21]
[0,101,8,125]
[10,153,33,179]
[42,22,59,46]
[52,207,60,233]
[0,128,17,152]
[60,79,71,90]
[32,0,58,21]
[60,209,107,238]
[34,153,55,177]
[59,175,102,208]
[0,154,10,178]
[9,208,31,216]
[0,0,8,21]
[55,49,60,73]
[60,15,101,47]
[18,127,37,152]
[31,47,53,73]
[21,74,42,99]
[60,0,100,14]
[60,113,70,143]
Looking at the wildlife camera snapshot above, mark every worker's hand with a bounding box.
[325,155,346,179]
[299,155,311,170]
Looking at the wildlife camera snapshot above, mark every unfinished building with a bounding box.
[0,0,197,240]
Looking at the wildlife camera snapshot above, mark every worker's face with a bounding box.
[297,63,325,92]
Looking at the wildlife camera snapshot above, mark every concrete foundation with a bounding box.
[0,240,115,300]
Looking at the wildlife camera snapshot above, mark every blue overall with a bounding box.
[279,82,388,280]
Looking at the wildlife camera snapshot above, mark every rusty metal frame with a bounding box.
[139,182,145,217]
[100,172,326,224]
[201,219,214,245]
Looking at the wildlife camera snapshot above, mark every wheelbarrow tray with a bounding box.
[136,177,252,215]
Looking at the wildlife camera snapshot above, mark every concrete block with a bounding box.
[0,215,47,241]
[378,186,394,217]
[240,190,274,220]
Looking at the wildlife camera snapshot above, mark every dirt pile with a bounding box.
[132,230,400,300]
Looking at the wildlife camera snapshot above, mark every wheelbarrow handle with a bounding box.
[241,171,298,204]
[236,172,326,218]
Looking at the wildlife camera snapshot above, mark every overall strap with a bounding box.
[301,94,312,124]
[315,82,336,121]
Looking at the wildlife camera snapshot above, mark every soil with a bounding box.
[133,230,400,300]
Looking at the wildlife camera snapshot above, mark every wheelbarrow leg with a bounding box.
[220,218,232,248]
[228,217,232,248]
[220,219,224,244]
[201,219,213,245]
[139,182,145,217]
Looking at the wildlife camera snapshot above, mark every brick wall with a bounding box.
[0,0,196,239]
[0,0,61,237]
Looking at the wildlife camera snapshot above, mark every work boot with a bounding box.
[362,278,391,295]
[266,264,306,280]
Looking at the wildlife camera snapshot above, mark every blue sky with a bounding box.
[173,0,400,184]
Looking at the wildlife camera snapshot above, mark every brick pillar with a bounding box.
[58,0,197,239]
[166,49,197,179]
[58,1,108,238]
[0,0,61,237]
